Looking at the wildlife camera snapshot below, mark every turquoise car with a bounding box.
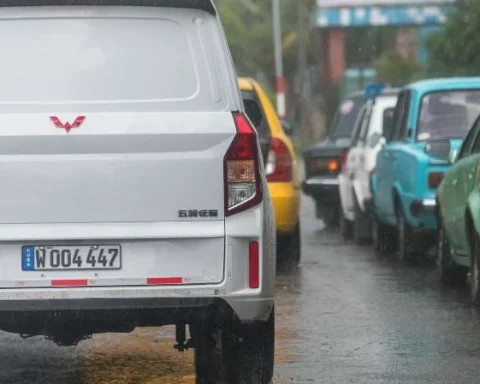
[371,78,480,261]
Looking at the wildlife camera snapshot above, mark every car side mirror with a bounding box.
[280,120,293,136]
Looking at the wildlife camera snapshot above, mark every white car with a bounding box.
[0,1,276,383]
[338,89,399,244]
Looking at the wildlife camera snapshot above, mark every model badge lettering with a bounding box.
[178,210,218,218]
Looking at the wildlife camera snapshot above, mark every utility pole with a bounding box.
[272,0,286,119]
[296,0,309,133]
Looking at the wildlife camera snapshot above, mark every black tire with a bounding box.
[372,216,396,253]
[194,308,275,384]
[438,222,466,286]
[278,223,301,266]
[471,233,480,305]
[225,309,275,384]
[193,326,226,384]
[397,208,417,262]
[353,196,372,245]
[319,202,340,228]
[339,208,352,240]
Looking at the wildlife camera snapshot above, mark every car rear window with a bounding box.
[0,8,230,111]
[330,96,364,138]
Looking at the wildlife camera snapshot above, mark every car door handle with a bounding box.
[349,173,354,181]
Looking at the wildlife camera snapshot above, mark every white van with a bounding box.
[0,2,276,383]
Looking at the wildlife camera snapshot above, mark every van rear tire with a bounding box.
[194,308,275,384]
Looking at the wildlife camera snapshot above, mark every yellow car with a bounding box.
[238,77,301,264]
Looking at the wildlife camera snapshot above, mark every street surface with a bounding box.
[3,195,480,383]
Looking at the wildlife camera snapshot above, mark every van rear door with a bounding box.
[0,5,240,288]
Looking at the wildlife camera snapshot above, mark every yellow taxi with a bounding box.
[238,77,301,264]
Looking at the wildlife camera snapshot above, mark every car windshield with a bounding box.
[330,96,363,138]
[417,90,480,141]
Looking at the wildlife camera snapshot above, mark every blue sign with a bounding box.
[22,246,35,271]
[315,5,455,27]
[365,83,385,102]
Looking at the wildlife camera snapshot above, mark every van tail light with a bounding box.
[224,113,263,216]
[340,149,349,174]
[266,137,293,182]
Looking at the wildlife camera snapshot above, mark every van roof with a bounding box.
[0,0,216,13]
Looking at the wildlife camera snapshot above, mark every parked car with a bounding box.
[436,105,480,302]
[0,2,276,383]
[372,78,480,262]
[303,91,365,227]
[239,77,301,265]
[339,85,399,244]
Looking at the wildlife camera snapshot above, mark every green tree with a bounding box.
[426,0,480,77]
[375,51,421,86]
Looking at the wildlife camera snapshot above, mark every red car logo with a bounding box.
[50,116,85,133]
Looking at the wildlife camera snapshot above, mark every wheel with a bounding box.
[194,326,226,384]
[353,196,372,245]
[471,233,480,305]
[319,202,340,228]
[194,308,275,384]
[372,216,396,253]
[339,208,352,240]
[277,223,301,266]
[397,208,417,262]
[225,308,275,384]
[438,222,466,286]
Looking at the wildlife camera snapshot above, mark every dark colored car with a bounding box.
[302,91,364,227]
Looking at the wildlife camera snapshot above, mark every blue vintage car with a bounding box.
[371,78,480,261]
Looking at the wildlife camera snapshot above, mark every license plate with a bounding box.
[21,245,122,271]
[310,159,329,172]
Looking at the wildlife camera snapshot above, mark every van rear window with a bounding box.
[0,11,226,110]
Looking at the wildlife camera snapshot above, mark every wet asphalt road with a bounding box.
[3,195,480,383]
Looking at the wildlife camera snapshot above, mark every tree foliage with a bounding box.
[217,0,316,80]
[375,51,421,86]
[426,0,480,77]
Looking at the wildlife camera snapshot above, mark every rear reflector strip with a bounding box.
[249,241,260,289]
[51,279,88,287]
[147,277,183,285]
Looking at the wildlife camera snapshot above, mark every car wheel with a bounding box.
[372,216,395,253]
[438,222,466,286]
[397,208,417,262]
[193,326,226,384]
[340,209,352,240]
[278,223,301,266]
[225,308,275,384]
[193,308,275,384]
[471,233,480,305]
[353,196,372,245]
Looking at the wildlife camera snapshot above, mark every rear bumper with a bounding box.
[268,182,300,234]
[302,176,339,198]
[0,286,274,324]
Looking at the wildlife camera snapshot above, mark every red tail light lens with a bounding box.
[224,113,263,216]
[266,137,293,182]
[249,241,260,289]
